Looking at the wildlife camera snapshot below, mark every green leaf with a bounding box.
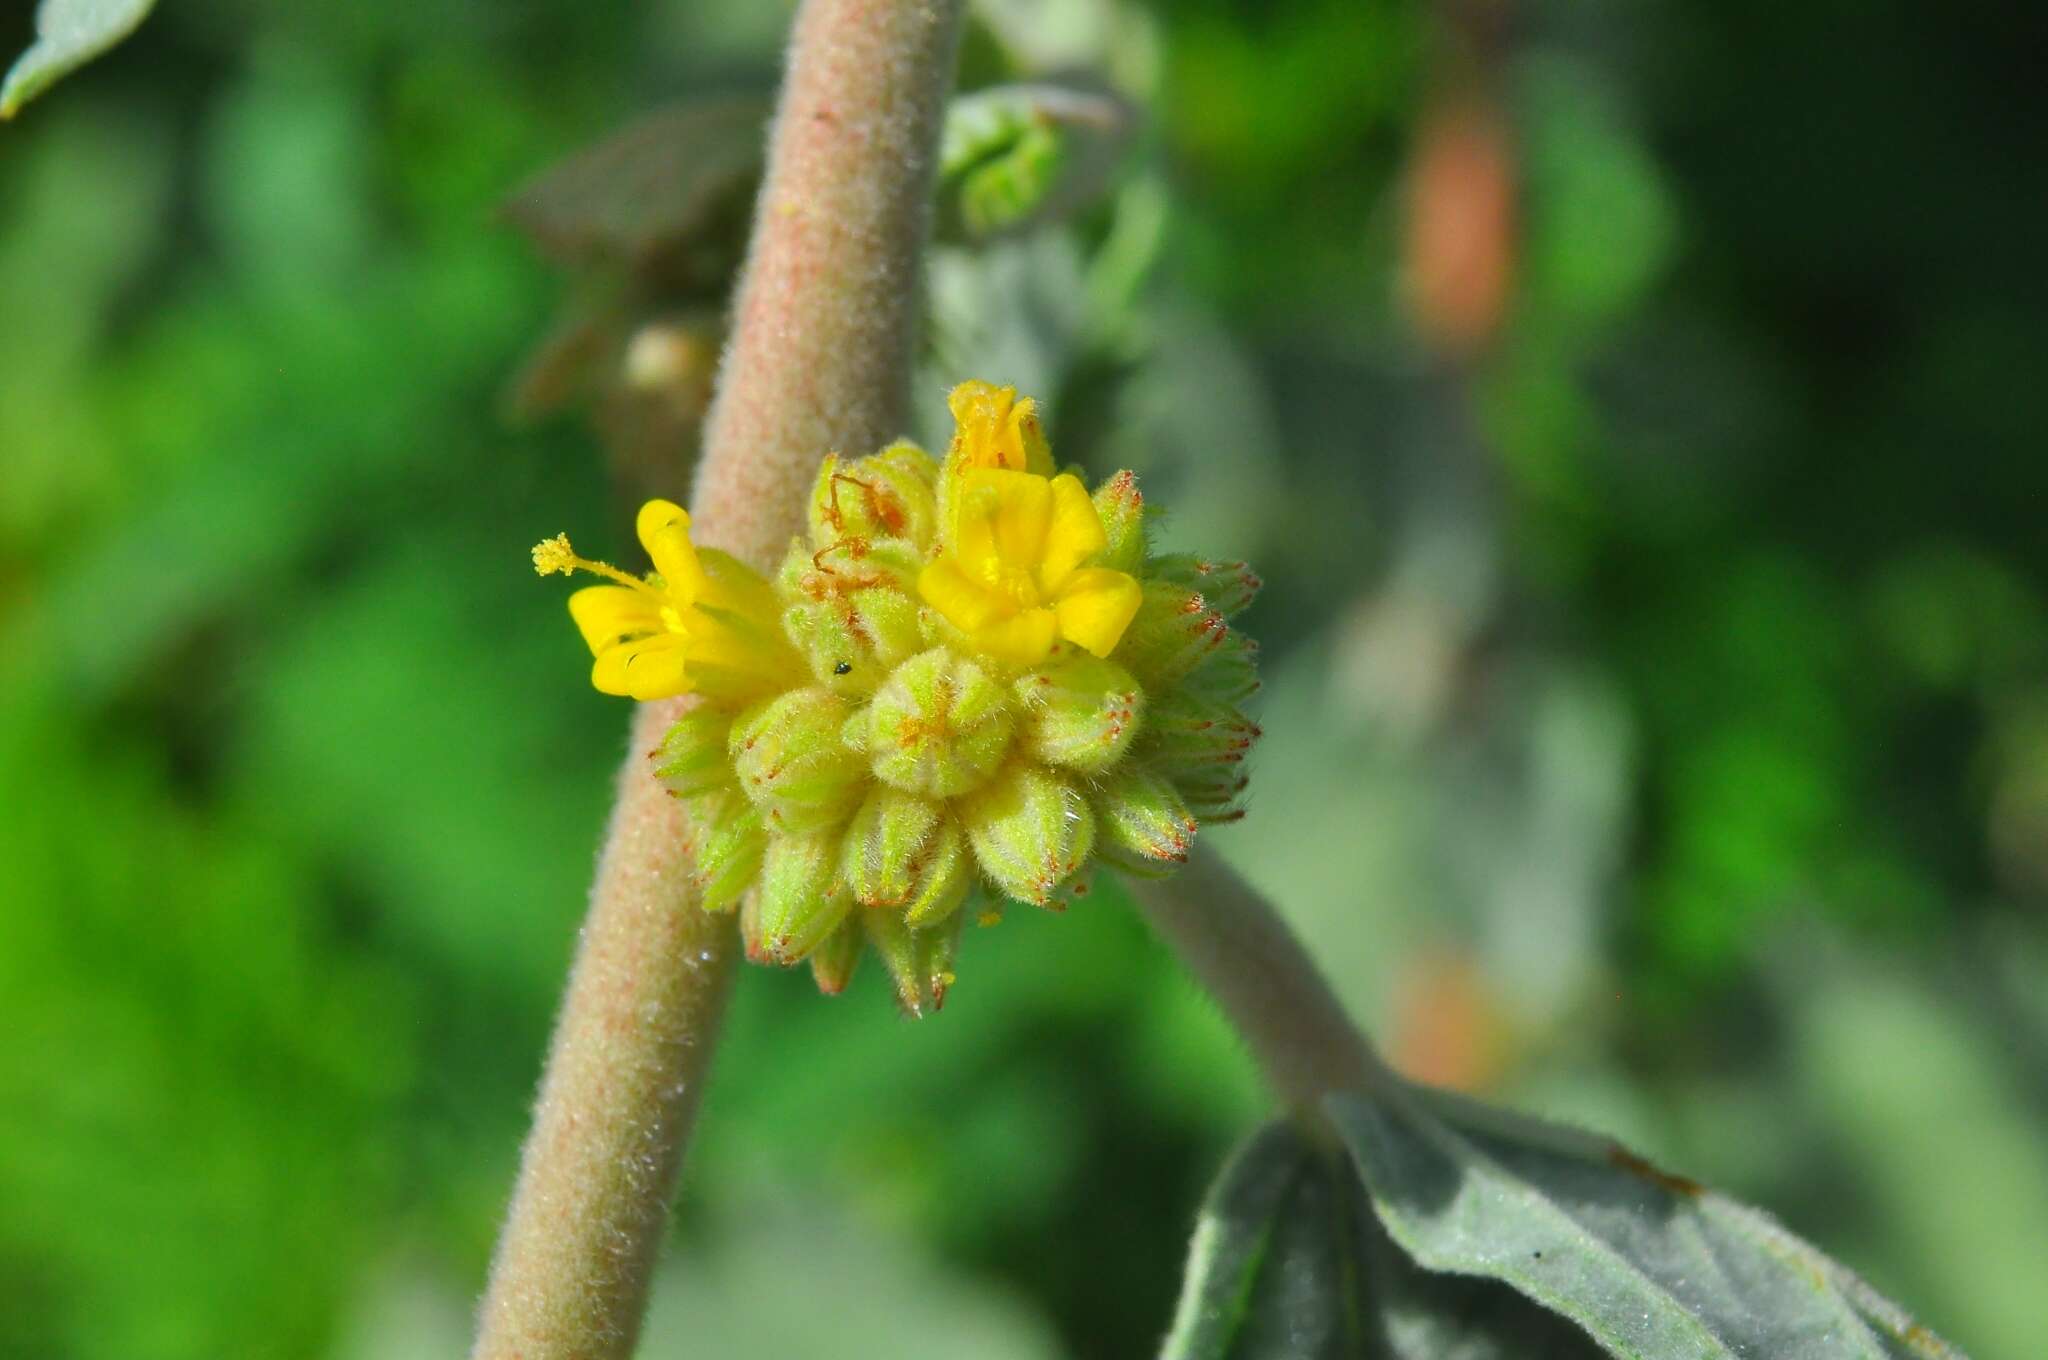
[1328,1085,1967,1360]
[1166,1089,1966,1359]
[1,0,155,119]
[939,83,1132,241]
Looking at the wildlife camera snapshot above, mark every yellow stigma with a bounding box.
[918,468,1141,666]
[534,499,798,703]
[946,380,1054,476]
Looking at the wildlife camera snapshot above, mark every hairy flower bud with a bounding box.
[756,827,851,963]
[960,763,1096,907]
[731,687,866,830]
[859,647,1017,797]
[862,905,965,1016]
[682,787,767,912]
[1118,579,1231,689]
[1013,653,1143,773]
[1092,767,1197,875]
[652,707,735,797]
[1090,470,1149,575]
[807,440,941,548]
[1149,553,1262,620]
[840,786,972,926]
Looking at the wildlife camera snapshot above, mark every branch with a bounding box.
[472,4,965,1356]
[1127,848,1395,1108]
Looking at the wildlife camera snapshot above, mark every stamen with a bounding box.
[531,533,662,594]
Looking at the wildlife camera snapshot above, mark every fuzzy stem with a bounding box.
[1128,848,1395,1108]
[472,4,964,1357]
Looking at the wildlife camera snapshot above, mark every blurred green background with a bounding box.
[3,0,2045,1356]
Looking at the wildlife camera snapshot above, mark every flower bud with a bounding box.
[652,707,735,797]
[862,905,966,1016]
[839,786,972,926]
[1012,653,1143,773]
[1183,628,1261,703]
[1092,767,1197,875]
[809,917,864,995]
[807,443,941,549]
[959,762,1095,907]
[1117,579,1230,688]
[780,577,925,698]
[1149,553,1262,620]
[862,647,1017,797]
[730,687,866,831]
[1091,470,1148,574]
[682,787,766,912]
[755,827,851,963]
[1136,691,1260,777]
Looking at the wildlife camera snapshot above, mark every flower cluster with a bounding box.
[535,382,1260,1014]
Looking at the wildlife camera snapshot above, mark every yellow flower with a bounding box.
[946,380,1054,476]
[918,468,1142,665]
[533,499,794,702]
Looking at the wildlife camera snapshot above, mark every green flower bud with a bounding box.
[807,441,940,549]
[731,687,866,831]
[839,786,972,926]
[1183,628,1260,703]
[781,579,926,698]
[682,787,766,912]
[652,707,736,797]
[809,917,863,995]
[960,762,1095,906]
[756,826,851,963]
[863,647,1017,797]
[1091,469,1148,574]
[1149,553,1262,620]
[1013,653,1144,773]
[1117,579,1230,689]
[1172,767,1251,823]
[1092,767,1197,875]
[863,904,965,1016]
[1136,691,1260,777]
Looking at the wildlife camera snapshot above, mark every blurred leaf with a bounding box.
[500,94,768,283]
[939,82,1133,241]
[0,0,153,118]
[1329,1085,1964,1359]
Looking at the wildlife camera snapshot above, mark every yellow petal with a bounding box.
[568,585,662,655]
[982,469,1052,570]
[591,636,694,699]
[1037,473,1107,595]
[919,556,1009,632]
[1053,567,1142,658]
[635,499,706,605]
[971,609,1060,665]
[695,546,780,621]
[947,381,1053,475]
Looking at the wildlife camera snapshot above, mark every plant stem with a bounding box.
[472,4,963,1357]
[1128,848,1394,1108]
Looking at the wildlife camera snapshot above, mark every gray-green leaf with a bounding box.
[1162,1118,1606,1359]
[2,0,155,119]
[1165,1086,1964,1359]
[1332,1084,1964,1359]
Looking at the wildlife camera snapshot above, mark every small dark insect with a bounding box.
[833,660,853,675]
